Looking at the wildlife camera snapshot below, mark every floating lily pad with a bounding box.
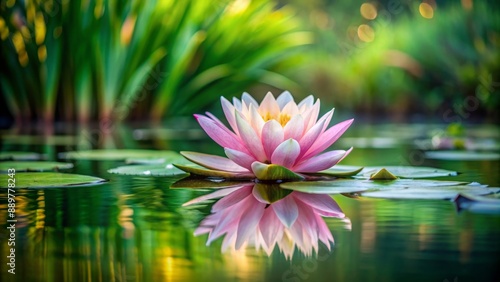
[174,164,254,180]
[59,149,184,161]
[107,164,188,176]
[361,186,500,199]
[424,151,500,161]
[170,178,246,189]
[333,165,458,179]
[0,161,73,172]
[0,151,45,161]
[0,172,106,188]
[251,162,304,181]
[281,179,467,194]
[453,193,500,214]
[315,166,364,177]
[125,158,169,165]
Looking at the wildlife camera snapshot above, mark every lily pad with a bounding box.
[424,151,500,161]
[170,178,246,189]
[281,179,468,194]
[314,166,364,177]
[335,165,458,179]
[0,151,45,161]
[125,158,169,165]
[107,164,188,176]
[251,162,304,181]
[59,149,184,161]
[361,186,500,200]
[453,193,500,214]
[174,164,254,180]
[0,161,74,172]
[0,172,106,188]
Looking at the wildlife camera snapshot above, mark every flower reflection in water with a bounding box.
[183,183,348,259]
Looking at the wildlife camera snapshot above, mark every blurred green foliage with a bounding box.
[289,0,500,121]
[0,0,311,123]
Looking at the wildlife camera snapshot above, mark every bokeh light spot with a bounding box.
[419,3,434,19]
[360,3,378,20]
[357,24,375,42]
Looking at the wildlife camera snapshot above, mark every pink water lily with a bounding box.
[184,184,347,259]
[179,91,353,180]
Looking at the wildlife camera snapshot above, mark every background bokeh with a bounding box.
[0,0,499,127]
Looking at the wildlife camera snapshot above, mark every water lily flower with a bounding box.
[176,91,353,181]
[183,183,347,259]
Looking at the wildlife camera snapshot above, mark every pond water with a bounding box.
[0,123,499,281]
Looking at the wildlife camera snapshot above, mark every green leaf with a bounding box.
[125,158,170,165]
[454,193,500,214]
[361,186,500,200]
[173,164,254,180]
[107,164,188,177]
[369,168,398,180]
[314,166,364,177]
[59,149,183,161]
[424,151,500,161]
[281,181,371,194]
[334,165,458,179]
[281,179,468,194]
[253,183,292,203]
[251,162,304,181]
[0,161,73,172]
[170,178,246,189]
[0,172,106,188]
[0,152,45,161]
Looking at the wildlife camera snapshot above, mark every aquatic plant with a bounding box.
[0,0,311,123]
[177,91,353,181]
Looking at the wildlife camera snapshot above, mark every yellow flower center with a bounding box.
[261,112,291,126]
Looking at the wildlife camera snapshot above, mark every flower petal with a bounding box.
[174,163,254,179]
[262,120,284,160]
[182,186,244,207]
[236,199,266,249]
[258,92,280,119]
[271,139,301,168]
[259,207,283,251]
[276,91,294,110]
[298,95,314,109]
[317,109,334,132]
[232,97,242,110]
[282,100,299,115]
[212,185,253,212]
[303,119,354,160]
[283,114,304,141]
[180,151,248,172]
[301,99,320,131]
[235,112,267,162]
[221,96,239,134]
[293,148,352,173]
[298,116,327,157]
[294,193,345,218]
[195,114,247,153]
[249,104,265,136]
[242,92,259,108]
[317,213,334,249]
[272,195,299,228]
[224,148,256,171]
